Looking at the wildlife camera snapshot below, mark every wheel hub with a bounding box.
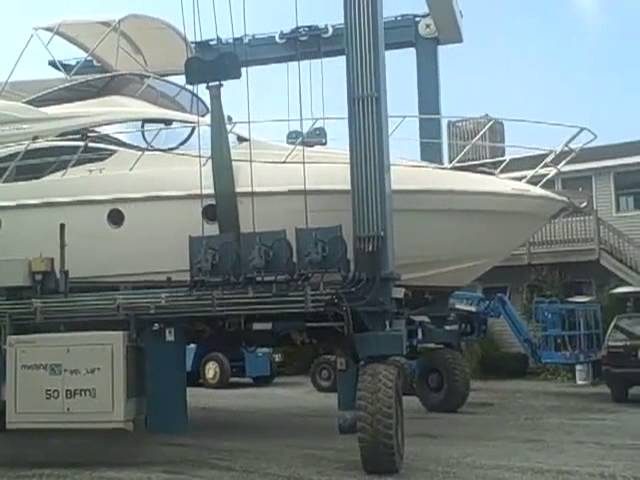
[426,370,444,392]
[204,361,221,384]
[317,366,334,387]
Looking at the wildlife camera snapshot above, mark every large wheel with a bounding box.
[387,356,416,396]
[310,355,337,393]
[356,362,404,475]
[415,348,470,413]
[252,361,277,386]
[609,383,629,403]
[200,352,232,389]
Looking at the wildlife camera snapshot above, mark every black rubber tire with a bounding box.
[387,356,416,396]
[415,348,470,413]
[252,361,277,386]
[356,362,404,475]
[200,352,232,389]
[310,355,337,393]
[609,383,629,403]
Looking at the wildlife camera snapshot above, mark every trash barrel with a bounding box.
[575,362,593,385]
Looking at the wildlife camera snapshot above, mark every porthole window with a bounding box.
[202,204,218,224]
[107,208,125,229]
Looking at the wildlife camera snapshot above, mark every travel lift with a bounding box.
[183,0,467,474]
[0,0,475,475]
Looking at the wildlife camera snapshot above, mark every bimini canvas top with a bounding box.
[38,14,193,76]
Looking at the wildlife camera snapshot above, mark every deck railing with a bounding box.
[515,210,640,275]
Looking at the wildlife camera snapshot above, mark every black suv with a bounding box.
[602,313,640,402]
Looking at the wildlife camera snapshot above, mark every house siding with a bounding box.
[559,167,640,245]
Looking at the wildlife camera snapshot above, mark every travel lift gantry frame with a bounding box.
[173,1,462,165]
[0,1,466,475]
[53,5,461,164]
[182,0,463,474]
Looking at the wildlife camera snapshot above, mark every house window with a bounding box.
[562,279,594,297]
[560,175,593,208]
[540,178,556,191]
[614,169,640,213]
[482,285,510,299]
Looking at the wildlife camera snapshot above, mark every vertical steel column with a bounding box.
[344,0,395,321]
[416,36,443,164]
[144,324,188,434]
[207,83,241,235]
[337,0,400,436]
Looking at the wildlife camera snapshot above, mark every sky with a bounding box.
[1,0,639,160]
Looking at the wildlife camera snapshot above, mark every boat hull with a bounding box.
[0,188,563,288]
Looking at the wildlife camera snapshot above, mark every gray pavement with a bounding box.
[0,377,638,479]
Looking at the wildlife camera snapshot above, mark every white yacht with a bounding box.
[0,15,574,288]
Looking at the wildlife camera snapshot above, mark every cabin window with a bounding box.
[0,145,115,183]
[201,204,218,224]
[560,175,593,208]
[614,169,640,213]
[107,208,125,229]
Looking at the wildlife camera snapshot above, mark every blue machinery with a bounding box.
[451,292,604,366]
[531,298,603,365]
[186,343,276,387]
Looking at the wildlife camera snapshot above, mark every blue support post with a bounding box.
[416,36,443,164]
[0,342,5,430]
[336,354,358,434]
[143,324,188,434]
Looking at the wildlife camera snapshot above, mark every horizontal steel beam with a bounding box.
[191,14,423,67]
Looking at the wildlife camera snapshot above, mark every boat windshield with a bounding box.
[608,315,640,342]
[23,73,208,116]
[94,120,202,152]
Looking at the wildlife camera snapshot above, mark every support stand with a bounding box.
[143,323,188,434]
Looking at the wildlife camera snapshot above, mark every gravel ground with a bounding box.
[0,377,637,479]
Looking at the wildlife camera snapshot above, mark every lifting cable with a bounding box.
[192,0,206,236]
[227,0,236,41]
[294,0,310,227]
[286,64,291,131]
[211,0,219,38]
[194,0,204,44]
[319,43,326,127]
[308,61,314,120]
[242,0,257,232]
[179,0,190,58]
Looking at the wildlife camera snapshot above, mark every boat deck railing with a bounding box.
[227,113,596,188]
[0,114,595,188]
